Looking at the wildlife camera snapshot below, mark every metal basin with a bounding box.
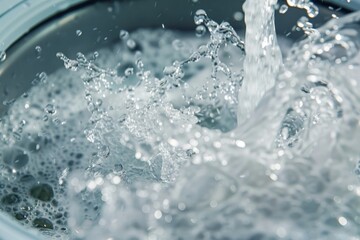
[0,0,353,239]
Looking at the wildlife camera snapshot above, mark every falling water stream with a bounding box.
[1,1,360,239]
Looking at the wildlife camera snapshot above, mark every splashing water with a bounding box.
[1,1,360,240]
[286,0,319,18]
[238,0,283,121]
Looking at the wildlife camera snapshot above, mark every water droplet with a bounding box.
[279,4,288,14]
[194,9,208,25]
[119,30,129,40]
[0,51,6,62]
[44,104,56,115]
[76,30,82,36]
[307,3,319,18]
[154,210,162,219]
[126,39,136,49]
[178,202,186,211]
[93,51,99,59]
[297,16,309,28]
[35,46,42,52]
[125,67,134,76]
[95,99,103,107]
[113,163,123,174]
[195,25,207,37]
[233,11,244,21]
[38,72,47,83]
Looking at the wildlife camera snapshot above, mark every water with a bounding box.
[1,2,360,240]
[238,0,282,121]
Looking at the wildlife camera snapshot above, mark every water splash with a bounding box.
[0,2,360,240]
[286,0,319,18]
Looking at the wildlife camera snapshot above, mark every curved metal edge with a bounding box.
[0,0,87,53]
[0,212,44,240]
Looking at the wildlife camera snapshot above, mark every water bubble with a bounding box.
[95,99,103,107]
[113,163,123,174]
[119,30,129,40]
[19,174,36,183]
[126,39,137,50]
[125,67,134,76]
[76,30,82,36]
[44,104,56,115]
[172,39,185,51]
[93,51,99,59]
[15,212,29,221]
[33,218,54,229]
[194,9,208,25]
[2,148,30,169]
[297,16,309,28]
[0,51,6,62]
[233,11,244,21]
[279,4,289,14]
[35,46,42,53]
[296,16,314,35]
[38,72,47,84]
[355,161,360,175]
[1,194,21,205]
[195,25,207,37]
[52,118,62,125]
[186,149,196,157]
[12,153,29,169]
[30,183,54,202]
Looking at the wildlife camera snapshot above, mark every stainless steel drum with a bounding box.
[0,0,355,239]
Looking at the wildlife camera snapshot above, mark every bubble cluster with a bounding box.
[0,65,94,238]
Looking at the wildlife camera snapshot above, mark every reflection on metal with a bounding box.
[0,0,85,52]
